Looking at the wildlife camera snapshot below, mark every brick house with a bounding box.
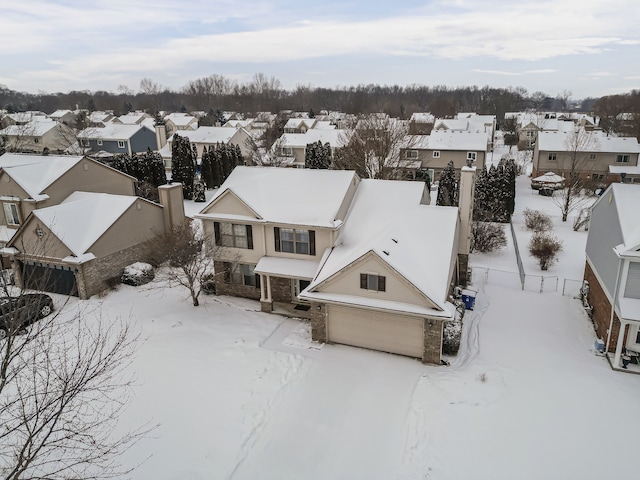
[584,183,640,370]
[196,166,474,364]
[3,184,184,299]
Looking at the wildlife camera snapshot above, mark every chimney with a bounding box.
[158,183,185,232]
[155,124,167,148]
[457,165,476,286]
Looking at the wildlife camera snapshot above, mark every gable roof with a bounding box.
[0,119,60,137]
[279,129,349,149]
[24,192,139,257]
[0,153,87,199]
[197,166,358,228]
[168,126,243,145]
[77,123,150,140]
[405,130,489,151]
[598,183,640,252]
[537,130,640,153]
[305,179,458,309]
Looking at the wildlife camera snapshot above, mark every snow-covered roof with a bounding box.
[434,119,469,131]
[29,192,139,258]
[609,164,640,175]
[49,109,73,119]
[165,113,197,126]
[532,172,565,184]
[605,183,640,252]
[197,166,358,228]
[404,130,489,151]
[224,119,254,128]
[313,121,336,130]
[537,130,640,153]
[410,112,434,123]
[117,113,148,124]
[168,126,241,145]
[0,119,60,137]
[0,154,83,200]
[279,129,349,149]
[78,123,148,140]
[284,118,316,130]
[255,257,320,280]
[303,179,458,310]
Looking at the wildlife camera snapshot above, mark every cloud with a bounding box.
[472,69,521,76]
[524,69,556,74]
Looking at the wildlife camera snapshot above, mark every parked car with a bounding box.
[0,293,54,339]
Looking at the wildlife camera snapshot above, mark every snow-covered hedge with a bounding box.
[442,303,465,355]
[121,262,155,286]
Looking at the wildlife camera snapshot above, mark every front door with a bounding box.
[292,279,311,303]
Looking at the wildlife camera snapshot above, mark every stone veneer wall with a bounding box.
[423,319,443,365]
[584,262,626,352]
[310,302,327,342]
[270,276,292,303]
[213,260,261,301]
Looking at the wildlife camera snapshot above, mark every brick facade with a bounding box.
[310,302,327,342]
[213,260,261,301]
[423,319,444,364]
[270,276,293,303]
[584,261,627,352]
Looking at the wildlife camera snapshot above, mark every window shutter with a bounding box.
[246,225,253,249]
[274,227,281,252]
[255,274,261,289]
[309,230,316,256]
[360,273,367,289]
[214,222,220,244]
[378,276,386,292]
[625,262,640,300]
[223,262,231,283]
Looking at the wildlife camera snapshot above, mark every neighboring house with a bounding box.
[0,119,75,153]
[274,129,349,167]
[114,112,152,125]
[159,126,252,170]
[583,183,640,371]
[164,113,198,136]
[0,153,137,247]
[77,124,158,155]
[88,111,115,127]
[283,118,317,133]
[533,130,640,181]
[409,112,435,135]
[49,109,76,124]
[196,166,475,364]
[224,119,255,130]
[3,184,184,299]
[399,130,489,181]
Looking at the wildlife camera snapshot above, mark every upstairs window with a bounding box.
[548,152,557,161]
[467,152,477,161]
[616,154,630,163]
[274,227,315,255]
[405,150,418,159]
[281,146,293,156]
[117,140,126,148]
[3,203,20,226]
[432,151,440,158]
[97,139,103,146]
[360,273,386,292]
[214,222,253,249]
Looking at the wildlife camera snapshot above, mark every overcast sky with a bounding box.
[1,0,639,100]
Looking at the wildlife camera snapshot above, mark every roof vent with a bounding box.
[382,250,390,256]
[391,238,398,243]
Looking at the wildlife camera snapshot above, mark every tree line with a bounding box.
[0,74,602,121]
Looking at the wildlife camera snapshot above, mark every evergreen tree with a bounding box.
[436,161,458,206]
[305,141,331,169]
[201,146,215,188]
[473,166,489,221]
[171,134,196,199]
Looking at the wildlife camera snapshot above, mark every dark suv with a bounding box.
[0,293,54,339]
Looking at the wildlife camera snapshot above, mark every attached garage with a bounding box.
[326,305,425,358]
[21,261,78,296]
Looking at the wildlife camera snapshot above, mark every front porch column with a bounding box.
[614,320,628,368]
[260,275,273,313]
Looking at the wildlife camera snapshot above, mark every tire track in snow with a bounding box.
[449,280,489,369]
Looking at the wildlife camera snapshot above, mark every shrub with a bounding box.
[471,222,507,253]
[121,262,155,286]
[523,208,553,232]
[442,303,465,355]
[528,232,563,270]
[200,273,217,295]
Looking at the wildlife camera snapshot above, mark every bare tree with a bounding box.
[333,114,411,179]
[153,221,214,306]
[528,232,563,270]
[0,257,148,479]
[551,127,600,222]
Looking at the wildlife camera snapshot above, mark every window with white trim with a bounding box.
[281,146,293,156]
[467,152,477,161]
[405,150,418,159]
[214,222,253,249]
[548,152,557,161]
[360,273,386,292]
[97,139,103,146]
[224,262,260,288]
[3,203,20,226]
[274,227,315,255]
[432,150,440,158]
[616,154,630,163]
[80,138,90,147]
[117,140,126,149]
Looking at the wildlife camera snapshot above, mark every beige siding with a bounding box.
[201,191,259,218]
[536,150,639,176]
[264,225,332,260]
[13,217,73,260]
[419,150,486,172]
[319,252,436,308]
[208,221,265,264]
[327,305,425,358]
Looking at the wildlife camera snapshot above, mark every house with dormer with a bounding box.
[196,166,474,364]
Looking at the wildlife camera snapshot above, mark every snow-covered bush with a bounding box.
[121,262,155,286]
[471,221,507,253]
[200,273,217,295]
[523,208,552,232]
[442,303,465,355]
[528,233,563,270]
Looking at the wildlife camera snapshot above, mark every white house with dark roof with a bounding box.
[196,165,472,364]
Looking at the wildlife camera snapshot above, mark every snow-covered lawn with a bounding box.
[49,169,640,479]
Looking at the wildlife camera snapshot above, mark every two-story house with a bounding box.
[274,129,349,167]
[0,153,137,249]
[164,113,198,137]
[196,166,473,364]
[77,124,158,156]
[584,183,640,371]
[0,119,75,153]
[533,129,640,182]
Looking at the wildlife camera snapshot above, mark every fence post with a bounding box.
[540,276,544,294]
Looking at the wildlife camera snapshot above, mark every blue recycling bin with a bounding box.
[461,289,477,310]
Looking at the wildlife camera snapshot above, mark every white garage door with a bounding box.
[327,305,424,358]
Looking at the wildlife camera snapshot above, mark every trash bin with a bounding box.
[461,289,477,310]
[594,339,605,353]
